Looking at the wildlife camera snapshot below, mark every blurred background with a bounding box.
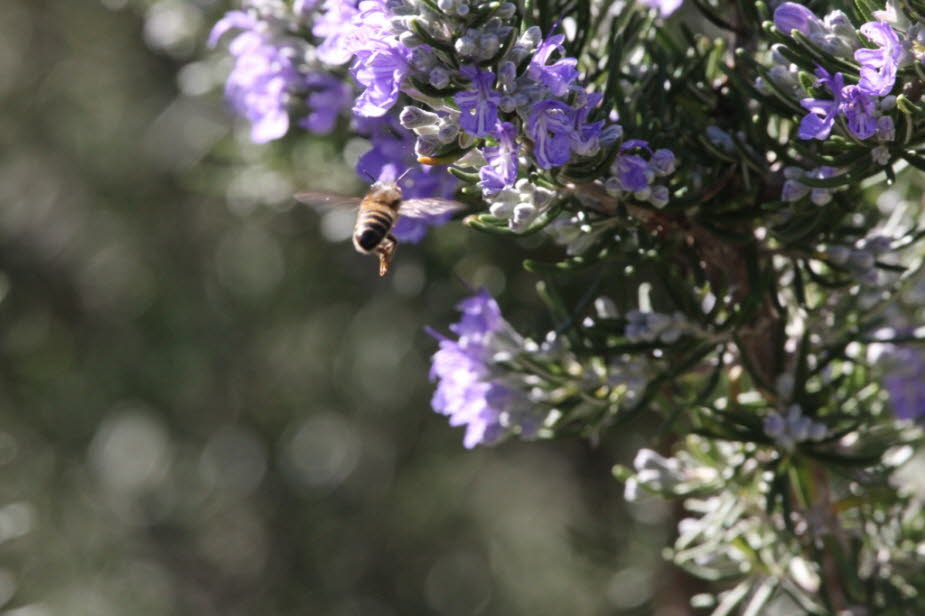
[0,1,682,614]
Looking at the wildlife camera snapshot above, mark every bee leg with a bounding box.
[376,234,398,276]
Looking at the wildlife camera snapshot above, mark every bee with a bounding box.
[294,180,466,276]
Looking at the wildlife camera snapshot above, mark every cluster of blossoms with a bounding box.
[603,142,676,208]
[772,2,911,147]
[427,290,546,448]
[211,0,680,241]
[210,0,459,241]
[428,289,658,447]
[209,1,352,142]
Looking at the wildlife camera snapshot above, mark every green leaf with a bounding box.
[853,0,877,22]
[741,578,777,616]
[796,156,875,188]
[447,167,480,183]
[464,200,564,237]
[790,30,861,75]
[903,152,925,172]
[710,581,751,616]
[896,94,923,115]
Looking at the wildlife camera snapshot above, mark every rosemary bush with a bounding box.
[203,0,925,612]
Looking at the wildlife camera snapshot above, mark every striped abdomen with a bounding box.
[353,198,398,253]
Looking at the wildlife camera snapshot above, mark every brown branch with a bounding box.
[572,181,784,392]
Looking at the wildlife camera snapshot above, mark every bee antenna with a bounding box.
[361,169,377,184]
[397,167,413,183]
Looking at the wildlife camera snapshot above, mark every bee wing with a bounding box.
[399,198,467,218]
[293,192,363,210]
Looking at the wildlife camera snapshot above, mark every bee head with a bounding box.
[368,181,403,208]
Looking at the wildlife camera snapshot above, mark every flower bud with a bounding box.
[825,245,851,266]
[849,249,875,271]
[512,202,537,230]
[872,145,890,166]
[521,26,542,47]
[603,177,622,196]
[411,47,436,71]
[429,66,451,89]
[600,124,624,145]
[877,117,895,142]
[414,134,443,157]
[436,121,459,143]
[498,61,517,90]
[824,10,857,41]
[774,2,822,36]
[810,188,832,206]
[400,105,439,129]
[706,126,734,152]
[497,3,517,19]
[865,236,892,254]
[455,35,477,57]
[499,96,518,113]
[650,185,669,208]
[782,180,808,202]
[399,31,423,47]
[479,33,500,58]
[650,149,677,176]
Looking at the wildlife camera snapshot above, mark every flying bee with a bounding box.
[294,180,466,276]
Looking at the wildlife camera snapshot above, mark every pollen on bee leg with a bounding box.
[376,235,397,276]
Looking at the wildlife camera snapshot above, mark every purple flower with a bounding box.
[527,100,574,168]
[607,140,654,192]
[352,44,411,118]
[855,21,903,96]
[429,290,527,448]
[527,30,580,96]
[651,148,677,175]
[877,115,895,141]
[799,67,845,140]
[299,73,351,134]
[479,122,520,195]
[451,290,504,341]
[209,11,307,143]
[774,2,823,36]
[356,115,457,243]
[569,92,605,156]
[621,139,652,152]
[315,0,409,117]
[841,85,878,139]
[313,0,360,65]
[884,347,925,421]
[640,0,683,17]
[782,179,809,202]
[294,0,321,16]
[455,66,502,137]
[614,153,651,192]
